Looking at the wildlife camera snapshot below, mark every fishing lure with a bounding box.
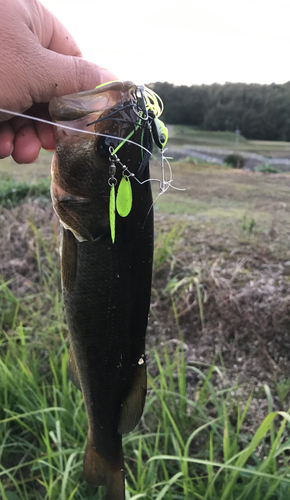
[89,82,170,243]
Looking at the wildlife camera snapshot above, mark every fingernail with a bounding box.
[0,141,14,157]
[100,68,118,84]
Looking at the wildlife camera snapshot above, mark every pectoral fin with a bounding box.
[118,362,147,434]
[68,345,81,391]
[61,228,77,291]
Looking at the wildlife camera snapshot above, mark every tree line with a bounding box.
[150,81,290,141]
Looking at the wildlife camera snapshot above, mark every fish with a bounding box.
[49,81,155,500]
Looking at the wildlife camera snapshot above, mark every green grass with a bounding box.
[0,150,52,182]
[1,219,290,499]
[2,151,290,498]
[149,158,290,239]
[2,298,290,499]
[170,126,249,147]
[0,176,51,206]
[169,125,290,157]
[255,164,281,174]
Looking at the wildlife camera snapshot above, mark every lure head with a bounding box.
[152,117,168,149]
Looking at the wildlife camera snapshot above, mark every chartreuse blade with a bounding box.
[109,185,116,243]
[116,176,132,217]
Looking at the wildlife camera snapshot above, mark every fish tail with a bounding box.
[105,472,125,500]
[84,431,125,500]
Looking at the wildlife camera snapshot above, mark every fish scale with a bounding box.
[49,81,154,499]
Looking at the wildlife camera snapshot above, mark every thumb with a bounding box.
[29,46,117,104]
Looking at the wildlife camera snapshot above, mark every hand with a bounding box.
[0,0,116,164]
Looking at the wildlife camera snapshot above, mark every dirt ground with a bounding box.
[2,159,290,420]
[149,213,290,413]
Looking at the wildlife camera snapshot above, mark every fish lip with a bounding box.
[49,80,137,121]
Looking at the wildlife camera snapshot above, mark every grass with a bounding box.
[151,156,290,223]
[2,281,290,499]
[169,126,290,157]
[2,147,290,498]
[0,175,51,206]
[169,126,249,148]
[1,212,290,499]
[255,164,281,174]
[0,150,53,182]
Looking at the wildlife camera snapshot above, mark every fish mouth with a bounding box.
[49,81,137,121]
[48,80,142,161]
[49,81,150,240]
[49,80,153,238]
[50,175,89,203]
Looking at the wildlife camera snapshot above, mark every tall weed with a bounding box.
[1,219,290,499]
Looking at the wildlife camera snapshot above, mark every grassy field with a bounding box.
[169,126,290,157]
[2,145,290,499]
[0,150,53,182]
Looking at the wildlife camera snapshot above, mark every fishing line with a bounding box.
[140,151,185,228]
[0,107,156,160]
[103,86,164,162]
[108,146,185,233]
[1,86,185,245]
[127,154,184,192]
[0,86,164,165]
[0,105,184,203]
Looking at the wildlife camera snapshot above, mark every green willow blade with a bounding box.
[109,184,116,243]
[116,176,132,217]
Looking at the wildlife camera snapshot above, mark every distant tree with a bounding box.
[149,82,208,126]
[148,80,290,141]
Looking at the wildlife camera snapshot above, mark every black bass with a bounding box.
[49,81,155,500]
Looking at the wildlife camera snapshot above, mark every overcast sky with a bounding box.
[41,0,290,86]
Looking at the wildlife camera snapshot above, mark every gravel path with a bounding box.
[167,144,290,171]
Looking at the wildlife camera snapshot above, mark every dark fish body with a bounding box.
[49,82,154,499]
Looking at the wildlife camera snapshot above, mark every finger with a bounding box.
[24,104,56,151]
[12,123,42,164]
[29,45,118,103]
[35,121,55,151]
[31,3,117,95]
[10,115,31,133]
[34,110,56,151]
[0,121,14,158]
[35,2,83,56]
[47,17,82,57]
